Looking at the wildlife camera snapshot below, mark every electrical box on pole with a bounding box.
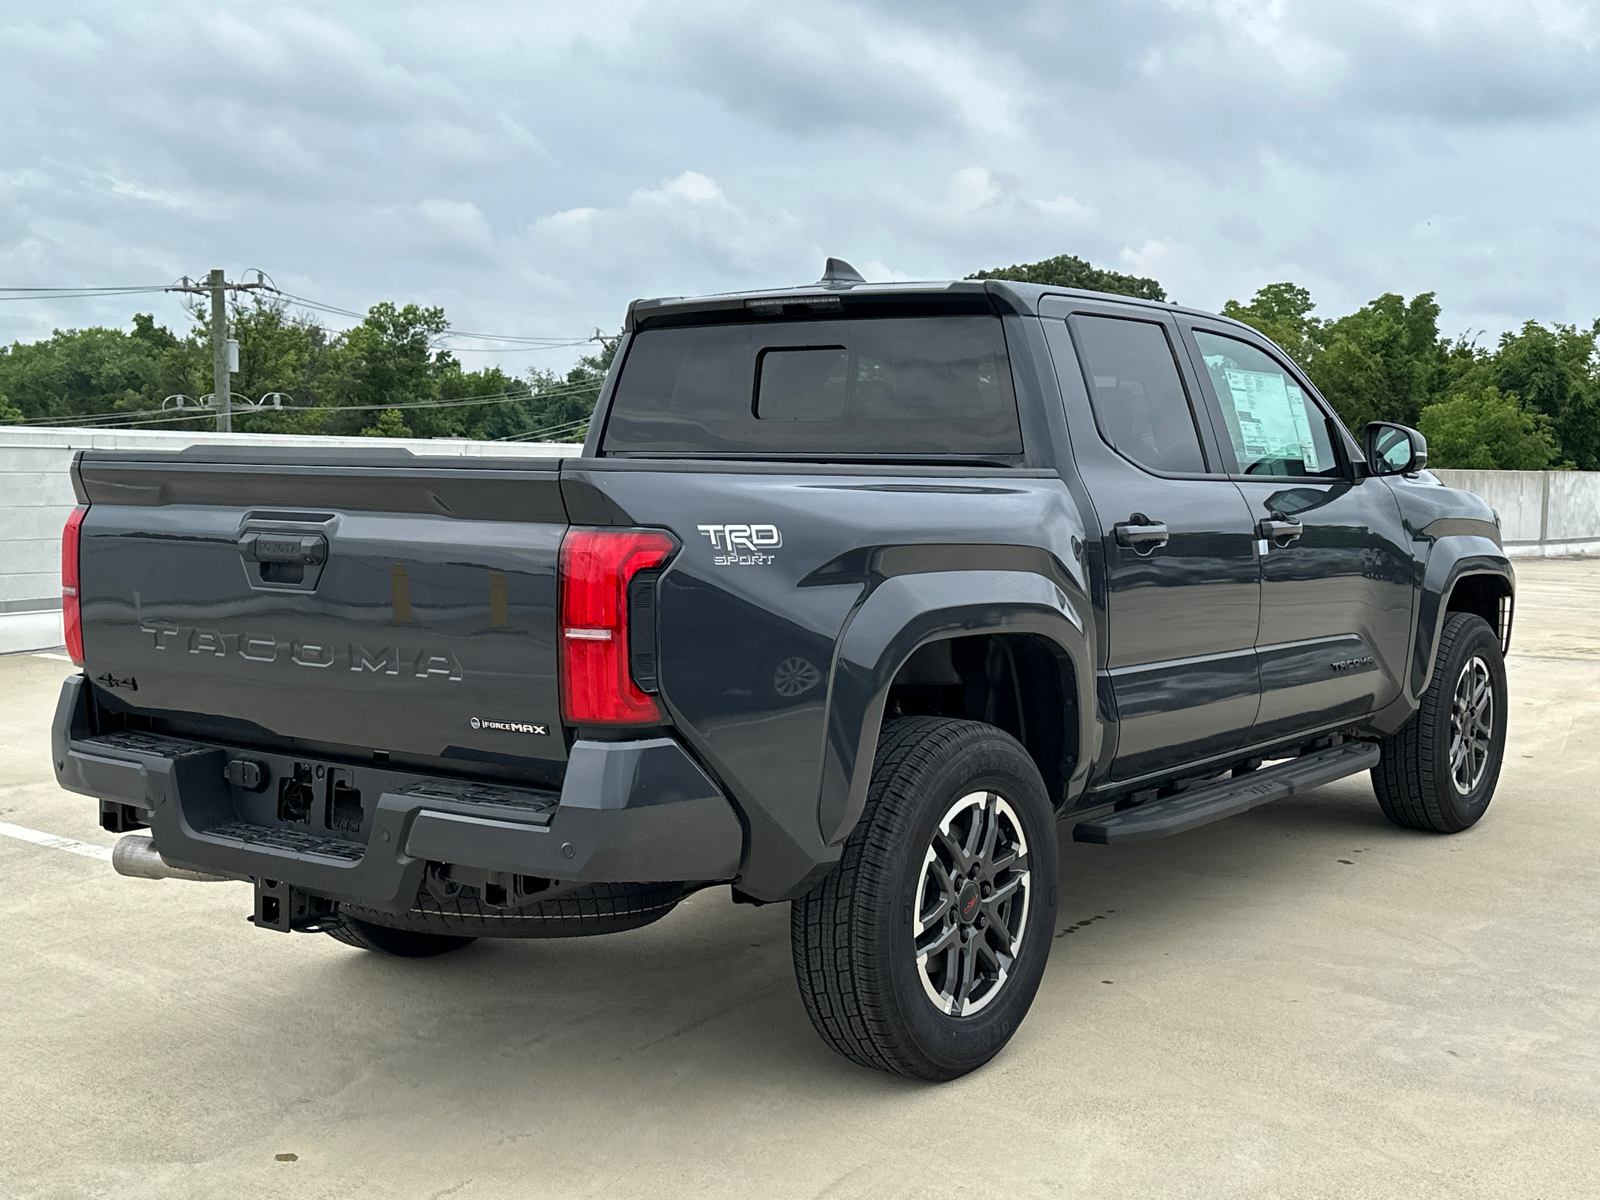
[226,339,240,374]
[208,268,231,433]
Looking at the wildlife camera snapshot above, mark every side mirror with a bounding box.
[1364,422,1427,476]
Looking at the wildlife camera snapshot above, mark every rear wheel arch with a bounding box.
[816,571,1093,851]
[884,632,1081,813]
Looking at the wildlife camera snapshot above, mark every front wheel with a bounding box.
[1372,612,1507,833]
[791,717,1058,1081]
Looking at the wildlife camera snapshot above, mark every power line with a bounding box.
[499,419,588,444]
[0,286,172,301]
[0,278,608,347]
[256,288,602,347]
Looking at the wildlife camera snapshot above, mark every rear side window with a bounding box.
[601,316,1022,457]
[1068,315,1207,475]
[1190,330,1339,477]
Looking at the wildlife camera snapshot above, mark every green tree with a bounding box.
[0,393,22,424]
[506,335,619,443]
[967,253,1165,301]
[1221,282,1321,368]
[1305,293,1447,430]
[219,297,341,435]
[1491,320,1600,470]
[358,407,412,438]
[0,319,194,422]
[322,302,453,435]
[1418,384,1562,469]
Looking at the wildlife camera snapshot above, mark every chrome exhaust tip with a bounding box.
[111,834,229,883]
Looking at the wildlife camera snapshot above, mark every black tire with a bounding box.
[791,717,1058,1081]
[335,881,685,940]
[326,917,476,958]
[1373,612,1507,833]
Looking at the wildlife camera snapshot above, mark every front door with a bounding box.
[1178,324,1414,743]
[1042,305,1262,783]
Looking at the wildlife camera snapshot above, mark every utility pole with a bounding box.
[208,268,230,432]
[168,270,269,433]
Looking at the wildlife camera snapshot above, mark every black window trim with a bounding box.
[1178,321,1359,483]
[1062,310,1227,482]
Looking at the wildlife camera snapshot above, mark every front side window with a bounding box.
[1191,331,1339,477]
[1069,315,1207,475]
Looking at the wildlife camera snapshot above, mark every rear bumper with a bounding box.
[51,675,743,912]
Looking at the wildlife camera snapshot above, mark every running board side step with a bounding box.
[1072,742,1381,845]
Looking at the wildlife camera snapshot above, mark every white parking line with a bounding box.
[32,653,73,662]
[0,821,113,862]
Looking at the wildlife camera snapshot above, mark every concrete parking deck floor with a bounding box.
[2,559,1598,1199]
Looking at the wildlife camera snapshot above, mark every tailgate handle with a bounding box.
[240,533,328,565]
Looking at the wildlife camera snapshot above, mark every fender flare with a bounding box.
[815,569,1093,847]
[1410,536,1514,699]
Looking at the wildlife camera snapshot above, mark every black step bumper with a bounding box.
[51,675,744,912]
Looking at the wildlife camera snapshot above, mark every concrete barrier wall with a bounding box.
[0,427,581,654]
[1432,469,1600,558]
[4,428,1594,652]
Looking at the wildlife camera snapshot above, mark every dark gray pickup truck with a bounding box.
[53,260,1514,1080]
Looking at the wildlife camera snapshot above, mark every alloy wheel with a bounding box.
[912,790,1032,1017]
[1449,654,1494,795]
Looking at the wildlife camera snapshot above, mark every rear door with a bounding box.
[1040,300,1261,782]
[1176,323,1413,741]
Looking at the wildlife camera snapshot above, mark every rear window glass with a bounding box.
[601,316,1023,457]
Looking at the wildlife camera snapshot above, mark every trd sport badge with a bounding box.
[697,523,782,566]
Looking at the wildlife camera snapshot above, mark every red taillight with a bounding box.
[62,505,87,666]
[559,528,675,725]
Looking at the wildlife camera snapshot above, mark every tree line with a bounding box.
[3,254,1597,469]
[972,254,1598,471]
[0,298,609,442]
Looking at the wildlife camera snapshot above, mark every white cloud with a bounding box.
[948,168,1001,217]
[1035,195,1096,224]
[0,0,1598,353]
[860,260,913,283]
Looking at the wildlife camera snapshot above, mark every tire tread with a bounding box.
[1373,612,1501,833]
[791,717,1051,1079]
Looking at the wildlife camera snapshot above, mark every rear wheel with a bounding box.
[1373,612,1507,833]
[326,917,476,958]
[791,717,1058,1081]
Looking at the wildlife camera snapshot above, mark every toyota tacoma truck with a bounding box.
[53,259,1514,1081]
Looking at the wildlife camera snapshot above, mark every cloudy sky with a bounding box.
[3,0,1598,369]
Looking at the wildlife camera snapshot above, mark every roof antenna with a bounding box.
[818,257,866,287]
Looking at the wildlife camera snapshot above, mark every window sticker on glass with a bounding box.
[1190,330,1339,477]
[1213,365,1325,472]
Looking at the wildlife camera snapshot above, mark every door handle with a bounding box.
[1258,517,1303,545]
[1114,515,1169,553]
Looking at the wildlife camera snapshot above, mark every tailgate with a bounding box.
[73,448,570,780]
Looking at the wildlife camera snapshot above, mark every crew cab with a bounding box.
[53,259,1514,1080]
